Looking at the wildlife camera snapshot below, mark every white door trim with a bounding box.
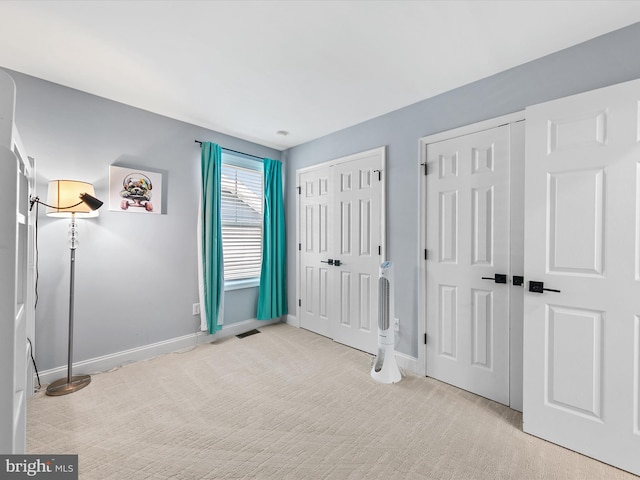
[296,146,386,173]
[418,112,524,380]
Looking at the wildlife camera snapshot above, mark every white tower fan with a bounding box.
[371,261,402,383]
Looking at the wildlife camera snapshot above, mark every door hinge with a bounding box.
[378,245,381,256]
[373,169,382,181]
[424,249,428,260]
[298,243,301,251]
[421,162,428,176]
[424,333,427,345]
[297,186,301,195]
[298,299,301,307]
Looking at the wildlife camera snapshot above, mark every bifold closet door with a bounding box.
[298,148,385,355]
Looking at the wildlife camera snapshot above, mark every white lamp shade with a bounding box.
[46,180,99,218]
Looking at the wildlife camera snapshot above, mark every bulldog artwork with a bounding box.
[108,165,163,214]
[120,173,153,211]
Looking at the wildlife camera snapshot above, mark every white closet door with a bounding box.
[298,147,385,355]
[523,78,640,476]
[426,124,511,405]
[331,151,384,355]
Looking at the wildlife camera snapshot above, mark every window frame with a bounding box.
[220,151,264,291]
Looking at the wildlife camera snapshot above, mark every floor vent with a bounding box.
[236,329,261,339]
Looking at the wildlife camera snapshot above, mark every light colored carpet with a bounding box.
[28,323,637,480]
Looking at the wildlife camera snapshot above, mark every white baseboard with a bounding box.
[285,314,299,327]
[395,352,422,377]
[37,318,282,385]
[282,314,421,375]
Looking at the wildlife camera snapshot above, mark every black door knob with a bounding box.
[528,281,560,293]
[481,274,507,284]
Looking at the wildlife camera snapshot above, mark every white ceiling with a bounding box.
[1,1,639,151]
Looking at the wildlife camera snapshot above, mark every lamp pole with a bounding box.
[67,213,77,385]
[46,212,91,395]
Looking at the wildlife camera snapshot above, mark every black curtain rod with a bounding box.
[194,140,264,161]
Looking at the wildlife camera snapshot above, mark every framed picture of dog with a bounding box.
[109,165,163,214]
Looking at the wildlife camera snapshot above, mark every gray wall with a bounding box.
[4,70,280,372]
[8,21,640,371]
[283,22,640,358]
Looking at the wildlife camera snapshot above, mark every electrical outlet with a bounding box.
[192,303,200,316]
[394,318,400,332]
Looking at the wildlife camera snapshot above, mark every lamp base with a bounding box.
[45,374,91,396]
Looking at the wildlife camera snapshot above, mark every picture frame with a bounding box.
[109,165,163,214]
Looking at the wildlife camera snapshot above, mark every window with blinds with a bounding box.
[221,154,263,282]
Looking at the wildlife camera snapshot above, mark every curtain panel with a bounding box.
[199,142,224,333]
[257,158,287,319]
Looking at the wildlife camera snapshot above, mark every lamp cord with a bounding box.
[27,338,41,391]
[31,202,41,391]
[29,195,83,212]
[34,201,39,309]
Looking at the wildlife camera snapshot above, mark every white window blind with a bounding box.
[221,158,263,281]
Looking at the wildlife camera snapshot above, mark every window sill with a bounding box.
[224,278,260,291]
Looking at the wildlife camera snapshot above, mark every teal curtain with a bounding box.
[257,158,288,319]
[201,142,223,333]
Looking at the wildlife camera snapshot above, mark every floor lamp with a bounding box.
[31,180,103,396]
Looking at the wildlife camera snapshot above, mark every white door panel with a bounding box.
[299,166,331,338]
[523,78,640,476]
[426,124,512,405]
[332,154,383,354]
